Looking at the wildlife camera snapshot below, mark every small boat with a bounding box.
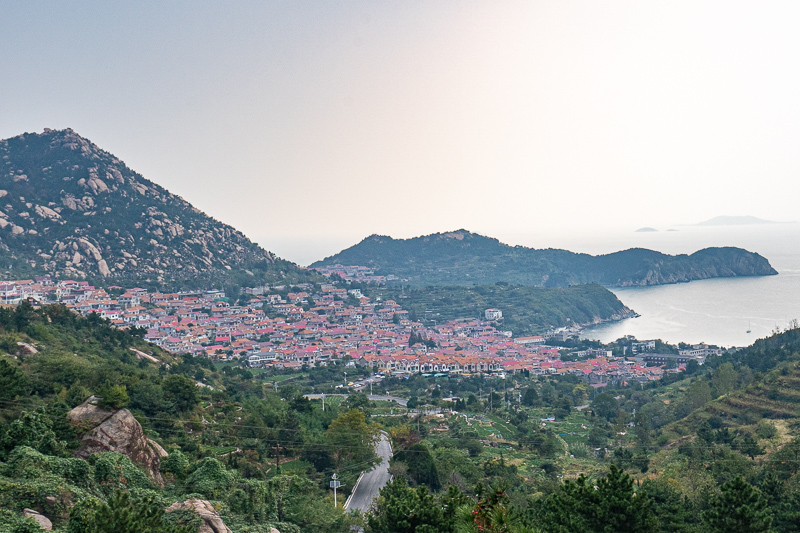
[747,320,752,334]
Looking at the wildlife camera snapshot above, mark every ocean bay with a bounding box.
[571,224,800,347]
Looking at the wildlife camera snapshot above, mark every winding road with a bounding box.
[345,431,392,513]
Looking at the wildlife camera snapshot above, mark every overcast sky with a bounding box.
[2,1,799,264]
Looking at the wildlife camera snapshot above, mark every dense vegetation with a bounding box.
[312,229,777,287]
[0,129,316,289]
[0,304,370,532]
[369,283,633,335]
[4,303,800,531]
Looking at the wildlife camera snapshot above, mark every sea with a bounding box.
[506,223,800,349]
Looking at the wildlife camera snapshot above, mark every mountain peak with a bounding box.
[0,129,308,287]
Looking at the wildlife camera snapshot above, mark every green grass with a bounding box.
[279,459,313,474]
[264,373,302,383]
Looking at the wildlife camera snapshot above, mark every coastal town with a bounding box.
[0,273,717,387]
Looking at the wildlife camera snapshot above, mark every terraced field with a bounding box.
[671,360,800,442]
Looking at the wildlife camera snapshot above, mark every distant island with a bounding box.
[635,227,658,232]
[312,229,778,288]
[694,215,781,226]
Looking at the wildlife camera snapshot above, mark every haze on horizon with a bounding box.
[3,1,800,265]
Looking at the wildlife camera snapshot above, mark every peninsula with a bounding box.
[312,230,778,288]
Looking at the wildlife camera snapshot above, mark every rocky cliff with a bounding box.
[0,129,312,287]
[68,396,167,485]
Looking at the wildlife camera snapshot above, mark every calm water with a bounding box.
[509,224,800,348]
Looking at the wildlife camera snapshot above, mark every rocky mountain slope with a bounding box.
[0,128,310,288]
[312,229,778,287]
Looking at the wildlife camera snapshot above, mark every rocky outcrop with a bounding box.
[23,509,52,530]
[68,396,166,485]
[166,499,232,533]
[16,341,38,355]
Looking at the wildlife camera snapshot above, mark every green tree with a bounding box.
[590,393,619,422]
[326,409,380,470]
[160,449,190,481]
[345,392,371,414]
[587,425,609,448]
[67,490,193,533]
[685,379,712,410]
[162,375,199,412]
[712,362,737,397]
[702,476,772,533]
[542,465,657,533]
[639,478,695,532]
[1,410,65,458]
[522,386,539,407]
[0,359,27,401]
[97,384,129,410]
[367,477,452,533]
[185,457,234,498]
[396,443,440,490]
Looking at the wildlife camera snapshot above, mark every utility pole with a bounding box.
[322,393,325,412]
[274,440,281,474]
[330,473,341,507]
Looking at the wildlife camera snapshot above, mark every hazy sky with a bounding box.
[2,1,800,265]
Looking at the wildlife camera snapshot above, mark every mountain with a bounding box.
[0,129,312,288]
[694,215,780,226]
[311,229,778,287]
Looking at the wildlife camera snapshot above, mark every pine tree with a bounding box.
[702,476,772,533]
[542,465,657,533]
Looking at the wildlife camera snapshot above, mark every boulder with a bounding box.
[16,341,38,356]
[166,499,232,533]
[68,397,166,485]
[23,509,52,530]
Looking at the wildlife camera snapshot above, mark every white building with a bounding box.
[485,308,503,320]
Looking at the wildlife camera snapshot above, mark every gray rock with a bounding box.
[166,499,232,533]
[23,509,52,530]
[16,341,38,356]
[68,397,166,485]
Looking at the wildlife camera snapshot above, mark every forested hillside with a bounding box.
[369,283,634,335]
[313,229,777,287]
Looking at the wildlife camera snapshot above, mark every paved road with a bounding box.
[345,432,392,513]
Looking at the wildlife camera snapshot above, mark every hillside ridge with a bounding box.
[312,229,778,287]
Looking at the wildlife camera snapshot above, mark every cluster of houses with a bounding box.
[0,276,706,385]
